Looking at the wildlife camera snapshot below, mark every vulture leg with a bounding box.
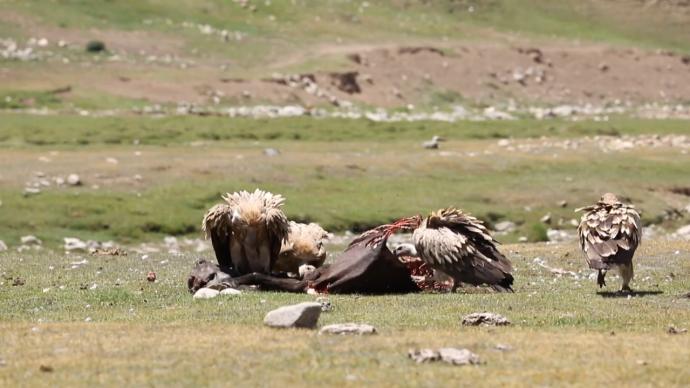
[619,264,633,292]
[597,270,607,288]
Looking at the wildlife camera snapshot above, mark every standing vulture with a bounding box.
[358,207,514,292]
[275,221,330,273]
[202,189,289,275]
[576,193,641,291]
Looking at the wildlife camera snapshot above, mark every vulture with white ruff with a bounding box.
[275,221,330,273]
[357,207,514,292]
[202,189,289,275]
[576,193,641,291]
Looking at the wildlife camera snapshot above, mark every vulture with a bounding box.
[274,221,330,273]
[202,189,289,275]
[576,193,642,291]
[359,207,514,292]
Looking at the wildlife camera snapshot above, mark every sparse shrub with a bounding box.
[85,40,106,53]
[528,222,549,242]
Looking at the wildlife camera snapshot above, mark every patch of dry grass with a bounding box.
[0,240,689,386]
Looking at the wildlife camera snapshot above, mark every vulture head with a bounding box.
[393,243,418,258]
[599,192,620,205]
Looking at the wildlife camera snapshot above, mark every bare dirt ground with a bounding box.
[3,40,689,108]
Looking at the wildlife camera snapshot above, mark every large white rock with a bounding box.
[263,302,322,329]
[219,288,242,296]
[66,174,81,186]
[319,323,376,335]
[408,348,481,366]
[461,312,511,326]
[193,288,220,299]
[675,224,690,239]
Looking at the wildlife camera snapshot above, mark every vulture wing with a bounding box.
[201,203,234,273]
[577,203,641,269]
[414,208,513,291]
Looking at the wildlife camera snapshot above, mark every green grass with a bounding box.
[0,114,688,246]
[1,113,689,146]
[0,240,688,386]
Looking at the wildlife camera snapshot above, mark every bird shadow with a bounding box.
[597,290,664,298]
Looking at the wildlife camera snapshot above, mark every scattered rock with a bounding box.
[220,288,242,296]
[546,228,576,242]
[20,235,42,246]
[66,174,81,186]
[23,187,41,196]
[146,271,156,282]
[193,288,220,299]
[674,224,690,239]
[408,348,481,366]
[667,325,687,335]
[316,296,332,312]
[494,221,516,233]
[540,213,552,224]
[319,323,377,335]
[494,343,512,351]
[64,237,88,251]
[263,148,280,157]
[263,302,322,329]
[422,135,444,149]
[461,312,511,326]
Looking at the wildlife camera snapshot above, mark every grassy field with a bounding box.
[2,1,690,386]
[0,114,689,246]
[1,240,688,386]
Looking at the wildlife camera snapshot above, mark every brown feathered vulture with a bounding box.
[357,207,514,292]
[576,193,641,291]
[202,189,289,275]
[274,221,330,273]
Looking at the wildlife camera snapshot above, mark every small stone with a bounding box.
[39,365,54,373]
[461,312,511,326]
[0,240,7,252]
[557,200,568,208]
[518,236,528,243]
[263,302,322,329]
[540,213,552,224]
[20,235,42,246]
[263,148,280,157]
[146,271,156,282]
[64,237,87,251]
[494,221,516,233]
[193,288,220,299]
[319,323,377,335]
[220,288,242,296]
[438,348,482,365]
[494,343,512,351]
[408,348,481,366]
[667,325,687,335]
[316,296,332,312]
[66,174,81,186]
